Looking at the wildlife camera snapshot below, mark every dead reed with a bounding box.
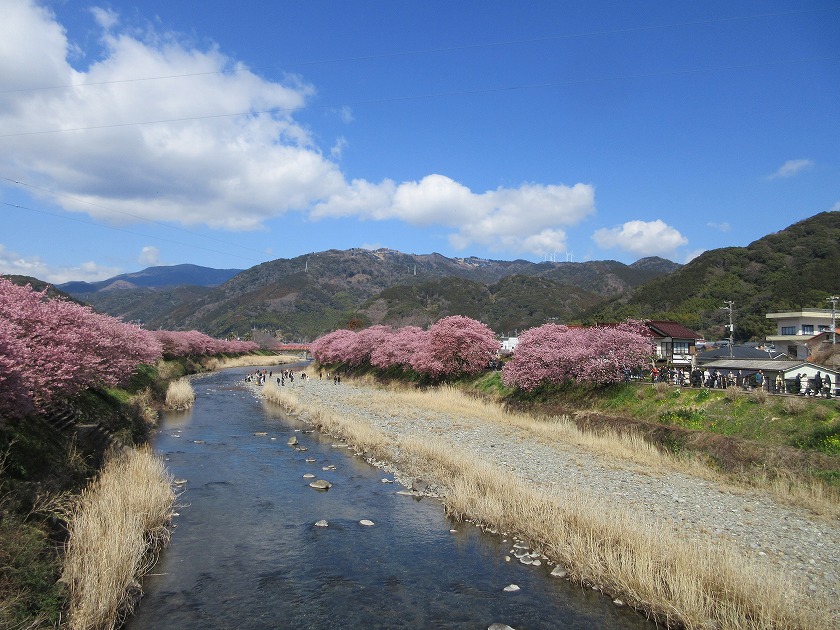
[61,447,175,630]
[164,378,195,410]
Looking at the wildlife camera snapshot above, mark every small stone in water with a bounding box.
[174,479,188,485]
[305,458,316,463]
[303,474,315,479]
[255,432,268,436]
[381,478,394,483]
[488,624,516,630]
[550,567,567,578]
[613,599,625,607]
[309,479,332,490]
[314,520,328,527]
[287,436,298,446]
[359,519,375,526]
[503,584,520,592]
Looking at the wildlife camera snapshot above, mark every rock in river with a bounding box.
[309,479,332,490]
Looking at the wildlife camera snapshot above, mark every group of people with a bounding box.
[794,371,833,398]
[244,368,308,387]
[644,365,834,397]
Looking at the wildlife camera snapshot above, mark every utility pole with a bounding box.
[722,300,735,358]
[828,295,839,345]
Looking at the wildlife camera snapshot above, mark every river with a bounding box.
[126,366,656,629]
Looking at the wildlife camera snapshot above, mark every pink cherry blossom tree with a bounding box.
[310,329,358,365]
[0,278,163,414]
[412,316,499,378]
[370,326,425,370]
[502,320,653,390]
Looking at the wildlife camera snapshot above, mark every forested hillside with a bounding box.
[62,249,675,340]
[584,211,840,340]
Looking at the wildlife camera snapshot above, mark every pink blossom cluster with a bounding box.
[311,316,499,378]
[0,279,260,418]
[502,320,654,390]
[0,278,163,416]
[151,330,258,359]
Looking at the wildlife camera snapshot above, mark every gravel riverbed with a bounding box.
[261,376,839,624]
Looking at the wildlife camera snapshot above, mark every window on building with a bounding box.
[802,325,814,334]
[819,325,829,332]
[781,326,795,335]
[673,341,689,354]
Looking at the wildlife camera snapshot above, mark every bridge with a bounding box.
[272,343,311,358]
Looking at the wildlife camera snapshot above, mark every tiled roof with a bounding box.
[646,320,701,339]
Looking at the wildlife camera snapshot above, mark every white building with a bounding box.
[766,309,837,360]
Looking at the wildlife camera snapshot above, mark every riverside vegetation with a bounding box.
[0,351,295,630]
[260,372,837,629]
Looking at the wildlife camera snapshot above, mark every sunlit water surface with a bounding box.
[126,366,655,629]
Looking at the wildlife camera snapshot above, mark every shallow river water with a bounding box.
[127,366,655,629]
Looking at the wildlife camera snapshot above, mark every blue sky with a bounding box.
[1,0,838,283]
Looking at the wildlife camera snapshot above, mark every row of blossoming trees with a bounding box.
[310,314,654,387]
[0,278,258,419]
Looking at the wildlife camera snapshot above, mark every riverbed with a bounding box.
[126,366,654,629]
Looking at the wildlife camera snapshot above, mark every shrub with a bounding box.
[781,397,806,415]
[750,389,769,404]
[653,382,669,400]
[724,387,745,402]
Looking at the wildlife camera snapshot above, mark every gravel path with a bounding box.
[266,376,839,623]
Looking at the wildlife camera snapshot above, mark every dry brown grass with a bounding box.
[164,378,195,410]
[347,385,704,475]
[275,392,828,630]
[61,447,175,630]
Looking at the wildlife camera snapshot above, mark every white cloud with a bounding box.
[0,1,343,230]
[592,219,687,258]
[830,201,840,212]
[0,2,597,258]
[313,175,595,256]
[768,159,813,180]
[330,137,348,160]
[0,244,120,284]
[139,245,161,266]
[706,221,730,232]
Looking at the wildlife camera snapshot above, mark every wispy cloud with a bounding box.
[139,246,161,266]
[0,244,120,284]
[706,221,730,232]
[768,159,813,180]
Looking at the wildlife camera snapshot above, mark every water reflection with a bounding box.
[127,367,656,630]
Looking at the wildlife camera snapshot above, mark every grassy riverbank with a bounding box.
[263,381,831,630]
[0,351,294,629]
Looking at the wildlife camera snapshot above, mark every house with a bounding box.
[645,321,701,367]
[766,309,837,360]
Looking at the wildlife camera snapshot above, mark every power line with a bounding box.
[1,55,836,139]
[1,7,836,95]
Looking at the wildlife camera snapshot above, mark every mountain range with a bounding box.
[7,210,836,343]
